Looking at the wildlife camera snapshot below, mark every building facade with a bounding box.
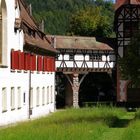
[115,0,140,103]
[0,0,56,126]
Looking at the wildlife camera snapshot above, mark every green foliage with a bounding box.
[135,109,140,119]
[119,33,140,87]
[26,0,114,36]
[69,6,112,37]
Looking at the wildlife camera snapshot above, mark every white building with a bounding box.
[0,0,56,126]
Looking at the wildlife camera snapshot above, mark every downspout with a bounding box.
[28,53,31,119]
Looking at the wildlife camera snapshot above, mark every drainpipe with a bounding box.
[28,54,31,119]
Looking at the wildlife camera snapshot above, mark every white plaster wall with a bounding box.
[56,54,115,68]
[0,0,56,126]
[0,71,29,126]
[30,72,55,119]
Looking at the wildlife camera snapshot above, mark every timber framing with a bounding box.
[56,48,114,73]
[57,68,112,73]
[114,4,140,57]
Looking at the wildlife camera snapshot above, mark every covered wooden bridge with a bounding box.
[51,36,116,108]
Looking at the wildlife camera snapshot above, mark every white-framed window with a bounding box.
[51,86,53,103]
[30,87,33,109]
[11,87,15,110]
[2,87,7,112]
[17,87,21,109]
[36,87,40,106]
[47,86,49,104]
[42,87,45,106]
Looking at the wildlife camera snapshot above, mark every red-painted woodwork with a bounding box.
[11,50,55,72]
[25,53,31,70]
[37,56,43,71]
[19,52,25,70]
[30,55,36,71]
[47,57,52,72]
[11,50,20,70]
[43,56,48,71]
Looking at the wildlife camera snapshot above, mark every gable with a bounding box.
[115,0,140,10]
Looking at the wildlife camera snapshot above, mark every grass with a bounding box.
[0,106,140,140]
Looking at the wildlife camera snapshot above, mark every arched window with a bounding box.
[0,0,7,66]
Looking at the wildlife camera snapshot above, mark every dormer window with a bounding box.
[15,0,18,9]
[14,18,21,31]
[27,28,36,37]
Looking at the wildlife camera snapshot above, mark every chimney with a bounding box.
[39,20,45,32]
[51,36,56,48]
[29,4,32,16]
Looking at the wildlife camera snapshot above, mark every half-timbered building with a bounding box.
[114,0,140,103]
[52,36,115,108]
[0,0,56,126]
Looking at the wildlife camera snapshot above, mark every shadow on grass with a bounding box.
[108,118,132,128]
[43,116,133,128]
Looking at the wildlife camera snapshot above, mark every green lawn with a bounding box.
[0,107,140,140]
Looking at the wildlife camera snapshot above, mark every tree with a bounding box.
[119,33,140,87]
[68,6,113,37]
[26,0,114,35]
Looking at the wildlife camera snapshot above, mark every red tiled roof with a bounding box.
[51,36,113,51]
[115,0,140,10]
[18,0,37,29]
[17,0,56,53]
[131,0,140,4]
[24,34,57,53]
[115,0,129,10]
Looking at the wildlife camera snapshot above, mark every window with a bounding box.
[11,87,15,110]
[46,87,47,105]
[36,87,40,106]
[69,54,74,60]
[47,86,49,104]
[30,88,33,109]
[42,87,45,105]
[51,86,53,103]
[2,87,7,112]
[17,87,21,109]
[124,21,139,38]
[23,92,26,103]
[89,54,102,61]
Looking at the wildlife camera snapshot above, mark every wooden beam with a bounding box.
[79,73,88,86]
